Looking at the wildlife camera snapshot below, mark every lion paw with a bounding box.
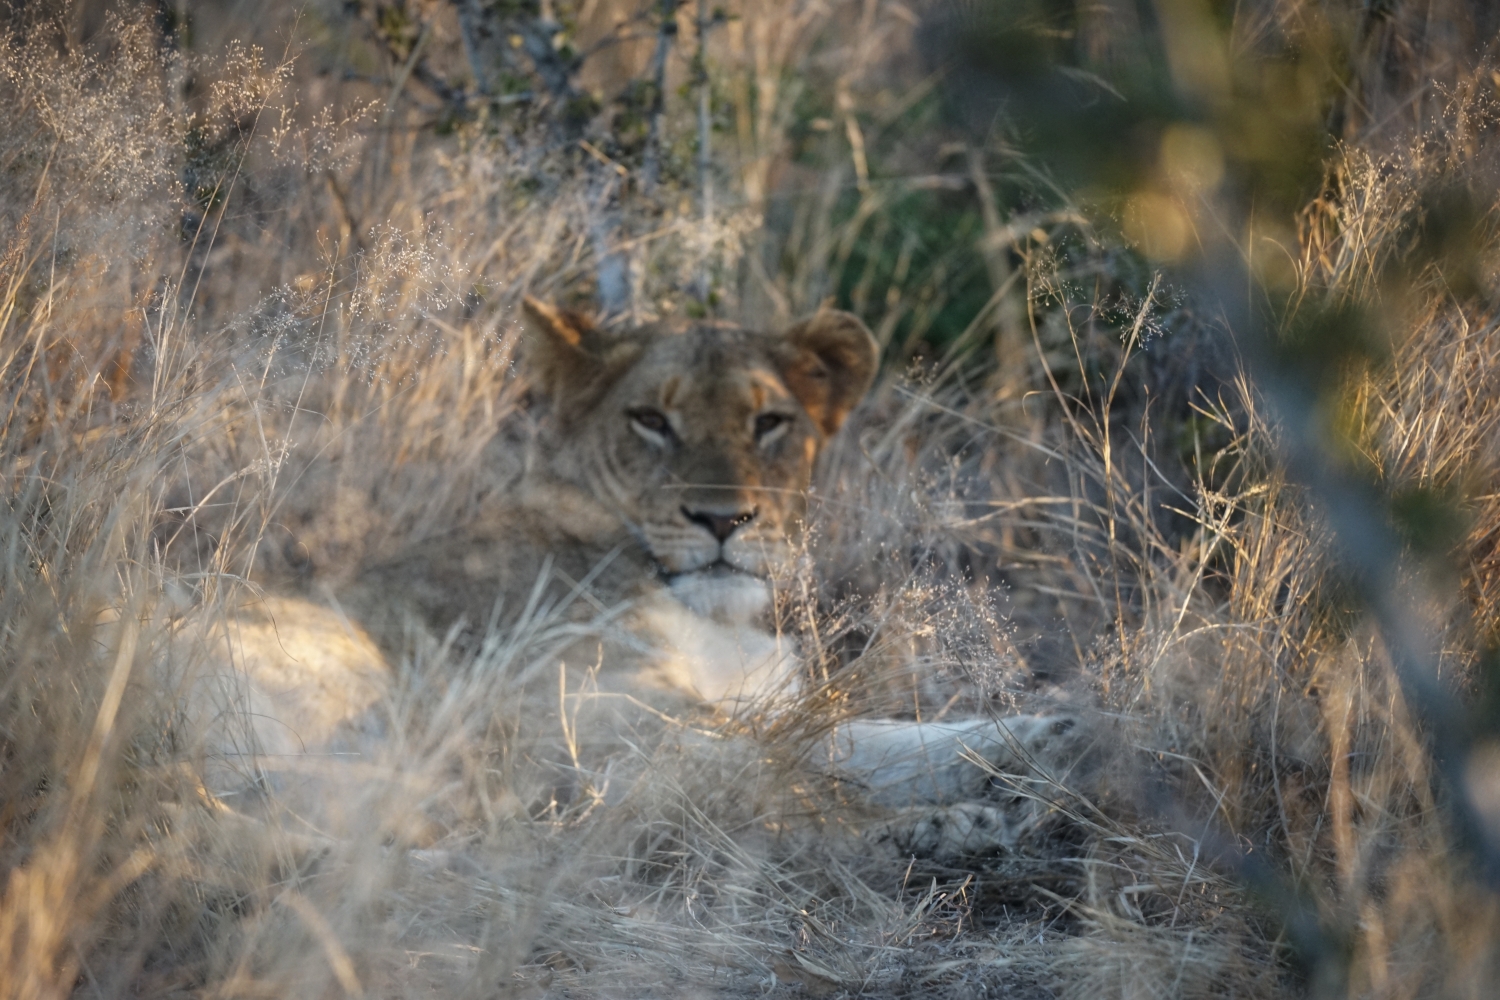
[876,802,1017,862]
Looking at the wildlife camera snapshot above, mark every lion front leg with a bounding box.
[814,712,1090,808]
[823,712,1094,862]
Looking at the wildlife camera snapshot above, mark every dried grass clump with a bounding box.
[1034,89,1500,999]
[3,2,1500,998]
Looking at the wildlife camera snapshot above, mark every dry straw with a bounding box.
[2,2,1499,998]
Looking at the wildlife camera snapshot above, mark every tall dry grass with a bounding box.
[2,1,1499,997]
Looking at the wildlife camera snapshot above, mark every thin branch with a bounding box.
[693,0,713,302]
[641,0,680,193]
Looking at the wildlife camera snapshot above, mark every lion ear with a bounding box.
[774,310,880,436]
[520,296,607,400]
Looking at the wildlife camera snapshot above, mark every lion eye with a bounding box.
[754,413,790,439]
[629,408,672,437]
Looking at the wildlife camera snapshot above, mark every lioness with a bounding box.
[180,299,1089,859]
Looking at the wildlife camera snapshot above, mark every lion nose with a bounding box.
[682,506,758,543]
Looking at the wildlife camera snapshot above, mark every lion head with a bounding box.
[521,297,878,622]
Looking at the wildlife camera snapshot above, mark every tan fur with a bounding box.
[345,301,877,647]
[173,301,1089,861]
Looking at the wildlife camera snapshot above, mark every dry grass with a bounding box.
[3,1,1500,998]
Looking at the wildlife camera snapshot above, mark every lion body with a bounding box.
[174,302,1089,859]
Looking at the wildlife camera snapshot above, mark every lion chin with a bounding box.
[665,565,772,626]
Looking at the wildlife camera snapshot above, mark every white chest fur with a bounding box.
[634,571,800,709]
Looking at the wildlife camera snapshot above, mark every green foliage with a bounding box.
[607,79,657,159]
[1273,300,1388,391]
[943,0,1340,220]
[373,2,422,61]
[1391,481,1470,561]
[829,187,991,356]
[1389,182,1499,301]
[183,123,243,213]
